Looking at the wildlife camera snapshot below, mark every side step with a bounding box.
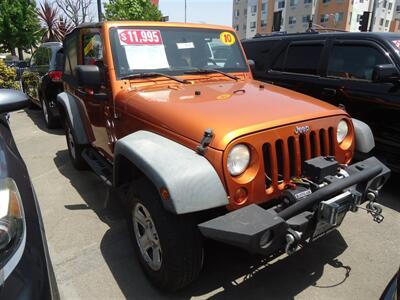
[81,147,113,186]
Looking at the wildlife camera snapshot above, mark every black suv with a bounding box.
[0,89,58,299]
[242,32,400,171]
[22,42,63,129]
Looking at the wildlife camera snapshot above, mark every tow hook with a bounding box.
[357,190,384,223]
[285,229,302,255]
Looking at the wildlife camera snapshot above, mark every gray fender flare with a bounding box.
[113,130,228,214]
[57,92,90,145]
[352,118,375,154]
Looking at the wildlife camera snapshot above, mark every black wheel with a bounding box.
[41,97,59,129]
[127,178,204,291]
[65,120,87,170]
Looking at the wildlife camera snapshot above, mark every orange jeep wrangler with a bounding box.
[57,21,390,291]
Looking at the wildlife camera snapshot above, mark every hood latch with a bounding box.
[196,128,214,155]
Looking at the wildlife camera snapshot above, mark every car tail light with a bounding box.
[48,70,63,82]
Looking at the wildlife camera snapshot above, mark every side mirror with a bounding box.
[75,65,102,89]
[0,89,29,113]
[372,64,400,83]
[248,59,255,72]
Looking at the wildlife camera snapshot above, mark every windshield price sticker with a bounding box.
[392,40,400,48]
[220,31,235,46]
[118,29,163,46]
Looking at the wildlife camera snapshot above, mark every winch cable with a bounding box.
[278,164,383,220]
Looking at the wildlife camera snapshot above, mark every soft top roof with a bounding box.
[65,21,236,39]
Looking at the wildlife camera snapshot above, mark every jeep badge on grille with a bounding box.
[295,125,311,135]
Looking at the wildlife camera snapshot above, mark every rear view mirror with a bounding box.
[372,64,400,83]
[75,65,102,89]
[0,89,29,113]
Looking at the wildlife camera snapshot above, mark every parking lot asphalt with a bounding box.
[10,107,400,300]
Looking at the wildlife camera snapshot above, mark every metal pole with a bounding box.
[185,0,187,23]
[97,0,102,22]
[369,0,376,31]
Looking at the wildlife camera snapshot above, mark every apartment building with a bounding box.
[233,0,397,37]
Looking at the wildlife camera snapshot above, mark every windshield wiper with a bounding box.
[184,68,239,81]
[121,72,189,84]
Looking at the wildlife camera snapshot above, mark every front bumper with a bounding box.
[199,156,390,255]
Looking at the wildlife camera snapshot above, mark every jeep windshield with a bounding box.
[109,26,248,79]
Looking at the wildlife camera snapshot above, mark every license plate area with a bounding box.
[311,191,353,241]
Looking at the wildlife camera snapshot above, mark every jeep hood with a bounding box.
[117,80,346,150]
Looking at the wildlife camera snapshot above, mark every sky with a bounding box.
[158,0,233,27]
[45,0,233,27]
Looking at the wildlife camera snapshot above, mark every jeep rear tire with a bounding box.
[127,178,204,291]
[65,120,87,170]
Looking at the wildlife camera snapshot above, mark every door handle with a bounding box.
[322,88,337,96]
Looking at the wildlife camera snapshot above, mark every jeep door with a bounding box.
[321,40,400,154]
[263,40,328,99]
[79,29,114,158]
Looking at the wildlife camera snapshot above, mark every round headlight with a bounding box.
[227,144,250,176]
[337,120,349,144]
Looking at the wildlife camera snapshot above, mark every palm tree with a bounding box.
[55,16,73,41]
[38,0,59,42]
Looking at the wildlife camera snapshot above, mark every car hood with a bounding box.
[117,79,346,150]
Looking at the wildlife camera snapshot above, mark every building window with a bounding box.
[302,15,311,23]
[380,18,384,26]
[385,19,389,27]
[322,0,330,3]
[304,0,312,3]
[360,0,364,3]
[261,3,267,11]
[349,12,352,24]
[250,21,256,29]
[337,0,344,3]
[278,0,285,9]
[251,5,257,13]
[356,14,361,22]
[388,2,393,10]
[336,12,344,22]
[235,0,240,3]
[397,5,400,12]
[320,14,329,23]
[290,0,298,6]
[243,24,247,30]
[244,8,247,15]
[261,19,267,27]
[235,25,240,31]
[235,10,240,17]
[289,16,297,24]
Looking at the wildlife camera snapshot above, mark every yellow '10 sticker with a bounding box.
[220,32,235,46]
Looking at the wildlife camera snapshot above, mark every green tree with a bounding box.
[105,0,163,21]
[0,0,41,60]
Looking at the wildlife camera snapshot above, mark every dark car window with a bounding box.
[35,47,52,67]
[327,44,390,81]
[271,49,285,71]
[82,33,103,65]
[284,43,323,75]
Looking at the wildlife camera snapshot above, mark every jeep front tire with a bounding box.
[127,178,204,291]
